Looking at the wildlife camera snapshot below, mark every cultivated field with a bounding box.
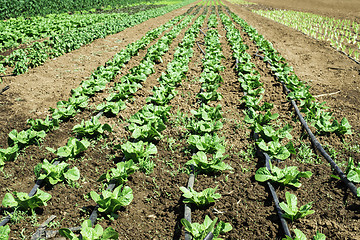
[0,0,359,239]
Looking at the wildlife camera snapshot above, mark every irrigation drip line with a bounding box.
[254,133,292,238]
[0,160,61,227]
[199,28,207,36]
[0,85,9,95]
[30,182,117,240]
[203,232,214,240]
[184,166,195,240]
[196,41,206,56]
[220,13,292,235]
[281,82,360,199]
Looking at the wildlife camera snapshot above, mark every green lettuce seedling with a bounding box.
[119,140,157,163]
[255,163,312,188]
[280,192,314,221]
[46,137,90,159]
[59,219,118,240]
[34,159,80,185]
[180,186,221,207]
[2,189,51,212]
[282,229,326,240]
[27,116,59,132]
[97,160,139,184]
[0,225,10,240]
[181,215,232,240]
[186,151,232,174]
[72,116,112,138]
[187,133,225,154]
[90,185,133,215]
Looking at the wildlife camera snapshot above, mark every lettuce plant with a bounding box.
[50,101,78,120]
[282,229,326,240]
[27,116,59,132]
[181,215,232,240]
[280,192,314,221]
[97,160,138,184]
[255,163,312,188]
[345,157,360,183]
[187,134,225,154]
[191,104,223,121]
[2,189,51,212]
[34,159,80,185]
[179,186,221,207]
[8,129,46,148]
[90,185,133,215]
[0,225,10,240]
[46,137,90,159]
[186,151,232,174]
[186,119,223,135]
[119,141,157,163]
[59,219,118,240]
[72,116,112,138]
[96,101,126,115]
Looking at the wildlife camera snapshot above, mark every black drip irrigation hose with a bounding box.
[184,166,195,240]
[0,85,9,95]
[196,41,206,56]
[220,14,292,237]
[30,182,117,239]
[199,28,207,37]
[203,232,214,240]
[0,160,61,227]
[281,82,359,198]
[254,133,292,238]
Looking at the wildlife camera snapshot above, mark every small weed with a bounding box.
[296,143,321,164]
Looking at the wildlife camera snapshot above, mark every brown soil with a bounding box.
[0,1,360,240]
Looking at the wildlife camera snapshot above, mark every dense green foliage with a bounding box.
[0,0,160,20]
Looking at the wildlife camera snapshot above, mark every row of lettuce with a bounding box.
[180,11,233,239]
[0,7,200,238]
[0,0,163,20]
[0,0,195,76]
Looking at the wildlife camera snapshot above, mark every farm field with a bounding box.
[0,0,359,239]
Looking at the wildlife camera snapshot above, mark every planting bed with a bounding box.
[0,0,359,239]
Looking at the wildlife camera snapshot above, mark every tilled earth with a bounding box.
[0,1,359,239]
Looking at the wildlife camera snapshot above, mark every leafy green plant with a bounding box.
[2,189,51,213]
[46,137,90,159]
[0,145,20,166]
[72,116,112,138]
[59,219,118,240]
[27,116,59,132]
[181,215,232,240]
[255,163,312,188]
[119,141,157,163]
[256,139,294,160]
[90,185,133,216]
[345,157,360,183]
[0,225,10,240]
[97,160,138,184]
[146,85,178,105]
[191,104,223,121]
[186,119,223,134]
[279,192,314,221]
[96,101,126,115]
[34,159,80,185]
[187,133,225,154]
[8,129,46,148]
[179,186,221,207]
[50,101,78,120]
[127,118,166,140]
[282,229,326,240]
[186,151,232,174]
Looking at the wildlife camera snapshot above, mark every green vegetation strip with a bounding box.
[0,0,195,76]
[253,9,360,63]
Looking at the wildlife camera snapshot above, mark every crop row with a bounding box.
[0,0,195,76]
